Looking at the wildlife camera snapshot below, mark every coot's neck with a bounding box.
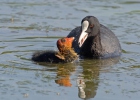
[55,48,78,63]
[64,49,78,62]
[91,32,103,57]
[80,31,102,58]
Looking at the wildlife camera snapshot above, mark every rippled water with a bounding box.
[0,0,140,100]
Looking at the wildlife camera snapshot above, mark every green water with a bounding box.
[0,0,140,100]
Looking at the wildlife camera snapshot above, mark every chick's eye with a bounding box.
[90,24,94,28]
[61,38,65,42]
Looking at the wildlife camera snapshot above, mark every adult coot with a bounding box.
[67,16,121,59]
[32,37,78,63]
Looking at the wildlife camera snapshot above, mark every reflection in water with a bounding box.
[77,57,120,99]
[77,76,86,98]
[36,62,76,87]
[36,57,120,99]
[55,65,75,87]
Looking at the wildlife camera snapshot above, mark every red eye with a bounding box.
[90,24,94,28]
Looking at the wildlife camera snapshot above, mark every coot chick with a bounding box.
[32,37,78,63]
[67,16,121,59]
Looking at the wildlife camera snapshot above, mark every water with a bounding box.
[0,0,140,100]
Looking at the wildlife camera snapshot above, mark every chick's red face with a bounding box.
[57,37,74,52]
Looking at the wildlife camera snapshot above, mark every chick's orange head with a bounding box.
[57,37,74,52]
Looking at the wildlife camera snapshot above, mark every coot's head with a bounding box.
[57,37,74,52]
[78,16,100,47]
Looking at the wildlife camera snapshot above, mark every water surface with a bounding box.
[0,0,140,100]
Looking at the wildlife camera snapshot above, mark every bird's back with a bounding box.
[99,24,121,58]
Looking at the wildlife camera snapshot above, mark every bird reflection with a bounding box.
[77,57,120,99]
[35,57,120,99]
[55,65,75,87]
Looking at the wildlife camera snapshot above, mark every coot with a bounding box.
[67,16,121,58]
[32,37,78,63]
